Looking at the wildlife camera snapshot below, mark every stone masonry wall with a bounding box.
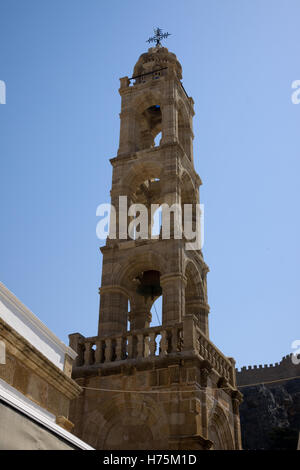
[236,354,300,449]
[236,354,300,387]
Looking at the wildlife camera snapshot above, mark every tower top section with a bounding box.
[146,27,171,47]
[133,46,182,81]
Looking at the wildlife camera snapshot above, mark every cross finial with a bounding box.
[146,27,171,47]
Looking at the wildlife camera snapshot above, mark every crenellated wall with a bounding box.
[236,354,300,449]
[236,354,300,387]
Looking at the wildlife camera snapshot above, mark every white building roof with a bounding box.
[0,282,76,372]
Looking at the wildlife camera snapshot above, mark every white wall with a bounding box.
[0,282,77,371]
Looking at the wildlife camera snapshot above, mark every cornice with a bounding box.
[0,282,77,362]
[0,317,82,400]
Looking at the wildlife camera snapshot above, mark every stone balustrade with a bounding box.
[70,316,235,387]
[71,323,183,367]
[194,322,235,387]
[132,67,168,85]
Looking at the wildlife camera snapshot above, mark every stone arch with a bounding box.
[180,169,197,205]
[180,170,198,252]
[133,90,163,115]
[115,250,168,288]
[177,98,192,160]
[117,160,164,241]
[121,159,164,198]
[97,393,169,450]
[111,250,168,330]
[208,404,235,450]
[184,259,204,302]
[184,259,209,334]
[132,91,164,151]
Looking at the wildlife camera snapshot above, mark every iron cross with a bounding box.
[146,28,171,47]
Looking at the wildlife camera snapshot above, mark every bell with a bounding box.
[136,270,162,300]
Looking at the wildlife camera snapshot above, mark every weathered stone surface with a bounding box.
[237,355,300,449]
[69,45,242,450]
[0,317,82,432]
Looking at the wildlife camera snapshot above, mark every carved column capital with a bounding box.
[217,376,229,389]
[200,362,212,387]
[231,389,243,414]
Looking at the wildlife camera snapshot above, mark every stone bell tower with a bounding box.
[69,41,242,450]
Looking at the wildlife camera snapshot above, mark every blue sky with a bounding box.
[0,0,299,368]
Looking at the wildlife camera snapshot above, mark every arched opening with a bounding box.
[127,269,162,331]
[208,407,235,450]
[154,131,162,147]
[151,205,162,238]
[155,334,162,356]
[116,250,167,331]
[150,296,162,355]
[137,105,162,150]
[180,171,198,237]
[127,300,131,331]
[150,296,162,327]
[130,177,162,239]
[144,105,162,130]
[136,270,162,302]
[178,105,191,160]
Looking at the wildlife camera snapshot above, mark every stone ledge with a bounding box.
[0,317,82,400]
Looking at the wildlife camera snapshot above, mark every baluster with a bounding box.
[199,338,204,357]
[204,345,208,361]
[144,335,150,358]
[216,358,220,375]
[123,336,128,359]
[171,327,178,352]
[115,336,123,361]
[94,340,102,363]
[137,333,144,358]
[127,335,133,359]
[209,346,213,363]
[105,338,112,362]
[84,341,93,366]
[214,355,217,371]
[212,351,216,368]
[177,329,183,351]
[160,330,168,356]
[149,332,156,356]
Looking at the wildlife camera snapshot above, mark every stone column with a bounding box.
[161,273,187,325]
[129,307,152,330]
[98,286,128,337]
[231,390,243,450]
[182,314,197,352]
[118,108,136,155]
[161,75,178,145]
[185,299,210,337]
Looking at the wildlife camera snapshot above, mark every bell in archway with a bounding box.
[136,270,162,300]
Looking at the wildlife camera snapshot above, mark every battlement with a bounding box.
[236,354,300,387]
